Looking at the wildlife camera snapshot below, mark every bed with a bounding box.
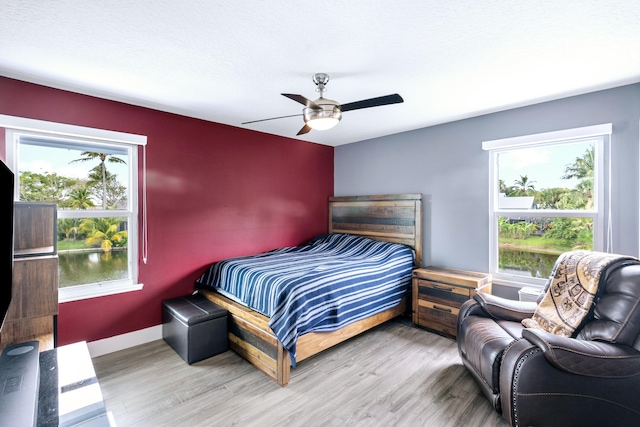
[196,193,422,386]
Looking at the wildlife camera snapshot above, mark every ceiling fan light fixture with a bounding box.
[306,116,341,130]
[303,101,342,131]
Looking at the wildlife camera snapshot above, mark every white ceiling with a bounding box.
[1,1,639,147]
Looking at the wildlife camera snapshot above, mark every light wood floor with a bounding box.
[93,318,509,427]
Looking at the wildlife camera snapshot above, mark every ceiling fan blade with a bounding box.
[242,113,302,125]
[296,124,312,135]
[340,94,404,112]
[282,93,321,109]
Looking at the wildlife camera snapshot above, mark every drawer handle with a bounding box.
[433,304,452,313]
[433,284,454,292]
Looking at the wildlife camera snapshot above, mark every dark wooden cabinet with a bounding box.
[412,266,491,339]
[0,203,58,351]
[13,203,57,257]
[9,256,58,320]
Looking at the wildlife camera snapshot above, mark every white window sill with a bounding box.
[59,282,144,303]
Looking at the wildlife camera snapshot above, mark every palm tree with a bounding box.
[79,217,128,252]
[535,187,568,209]
[563,146,594,205]
[521,221,538,238]
[63,188,94,242]
[70,152,126,209]
[67,187,95,210]
[562,146,594,181]
[87,168,127,208]
[498,216,512,237]
[58,218,81,241]
[513,175,536,196]
[499,179,507,193]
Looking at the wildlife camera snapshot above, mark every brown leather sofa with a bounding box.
[457,258,640,427]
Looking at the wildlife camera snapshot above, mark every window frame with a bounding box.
[483,124,612,288]
[1,115,146,302]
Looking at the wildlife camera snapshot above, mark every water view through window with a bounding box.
[58,250,129,287]
[498,247,559,279]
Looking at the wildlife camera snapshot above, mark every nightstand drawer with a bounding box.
[415,279,472,308]
[412,266,491,339]
[417,301,458,338]
[417,299,460,316]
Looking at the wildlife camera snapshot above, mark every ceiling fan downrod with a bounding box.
[313,73,330,98]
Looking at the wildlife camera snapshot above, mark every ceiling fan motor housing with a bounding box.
[303,98,342,129]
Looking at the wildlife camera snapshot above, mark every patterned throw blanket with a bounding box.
[522,250,637,337]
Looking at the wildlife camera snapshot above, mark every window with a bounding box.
[483,124,611,287]
[2,115,146,301]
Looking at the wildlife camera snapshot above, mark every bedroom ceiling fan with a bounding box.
[242,73,404,136]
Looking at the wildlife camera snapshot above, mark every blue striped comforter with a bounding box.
[195,233,414,364]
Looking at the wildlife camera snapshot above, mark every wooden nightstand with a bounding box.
[412,266,492,338]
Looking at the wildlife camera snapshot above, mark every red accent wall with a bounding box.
[0,76,334,345]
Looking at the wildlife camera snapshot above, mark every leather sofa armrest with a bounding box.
[473,292,537,322]
[523,328,640,378]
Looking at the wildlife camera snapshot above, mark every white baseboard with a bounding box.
[87,325,163,358]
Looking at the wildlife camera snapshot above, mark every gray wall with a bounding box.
[335,83,640,273]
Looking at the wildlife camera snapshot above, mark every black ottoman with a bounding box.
[162,294,228,364]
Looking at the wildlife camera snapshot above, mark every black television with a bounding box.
[0,158,13,331]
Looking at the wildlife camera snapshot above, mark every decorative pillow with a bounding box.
[522,250,636,337]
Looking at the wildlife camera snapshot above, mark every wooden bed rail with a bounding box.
[199,289,408,386]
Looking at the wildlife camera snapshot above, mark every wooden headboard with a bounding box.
[329,193,423,267]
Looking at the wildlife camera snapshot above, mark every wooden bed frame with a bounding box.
[199,193,422,386]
